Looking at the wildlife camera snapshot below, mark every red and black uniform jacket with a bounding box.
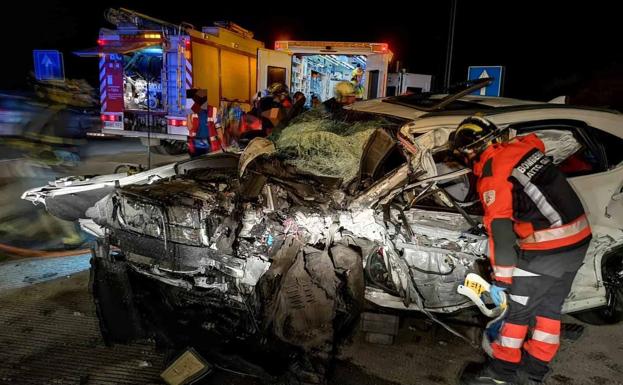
[473,134,592,286]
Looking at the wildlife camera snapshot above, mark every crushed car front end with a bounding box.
[32,88,623,379]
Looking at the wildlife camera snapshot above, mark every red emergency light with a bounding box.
[184,39,192,60]
[97,39,105,46]
[168,118,187,127]
[101,114,122,122]
[371,43,390,53]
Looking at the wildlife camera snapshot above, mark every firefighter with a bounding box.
[279,91,307,127]
[351,76,364,100]
[255,83,291,134]
[450,116,592,385]
[323,81,357,113]
[187,89,221,157]
[351,63,364,85]
[268,82,292,109]
[334,81,357,106]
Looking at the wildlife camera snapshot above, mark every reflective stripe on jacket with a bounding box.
[473,134,592,284]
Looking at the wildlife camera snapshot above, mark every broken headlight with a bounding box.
[117,196,164,238]
[117,195,210,246]
[166,205,209,246]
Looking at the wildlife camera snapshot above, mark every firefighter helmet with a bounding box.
[449,115,502,160]
[334,81,356,102]
[268,82,289,96]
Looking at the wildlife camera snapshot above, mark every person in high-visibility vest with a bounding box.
[187,89,221,157]
[351,77,364,100]
[351,63,364,85]
[323,81,357,113]
[451,116,592,385]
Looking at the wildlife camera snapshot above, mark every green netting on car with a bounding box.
[274,110,394,183]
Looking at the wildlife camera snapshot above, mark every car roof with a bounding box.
[348,95,623,139]
[347,94,545,119]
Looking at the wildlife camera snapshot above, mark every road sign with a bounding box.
[467,66,504,96]
[33,50,65,81]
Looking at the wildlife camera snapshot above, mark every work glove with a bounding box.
[489,284,506,307]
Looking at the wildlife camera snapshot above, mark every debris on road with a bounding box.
[161,349,212,385]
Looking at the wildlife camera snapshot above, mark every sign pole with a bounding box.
[443,0,458,89]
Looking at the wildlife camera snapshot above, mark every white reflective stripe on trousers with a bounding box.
[497,335,524,349]
[532,329,560,345]
[513,268,540,277]
[509,294,530,306]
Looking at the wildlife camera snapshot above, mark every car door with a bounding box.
[504,117,623,313]
[399,111,623,313]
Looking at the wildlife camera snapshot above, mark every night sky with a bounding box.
[3,1,621,105]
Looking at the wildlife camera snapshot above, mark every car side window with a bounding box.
[510,119,622,177]
[585,125,623,168]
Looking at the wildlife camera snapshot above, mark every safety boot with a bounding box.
[459,362,517,385]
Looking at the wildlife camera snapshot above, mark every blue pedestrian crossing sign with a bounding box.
[33,50,65,81]
[467,66,504,96]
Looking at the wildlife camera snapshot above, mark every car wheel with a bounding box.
[573,253,623,325]
[89,245,144,344]
[153,140,188,155]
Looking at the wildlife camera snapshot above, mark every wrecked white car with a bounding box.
[22,81,623,381]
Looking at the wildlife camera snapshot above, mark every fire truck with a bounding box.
[76,8,393,153]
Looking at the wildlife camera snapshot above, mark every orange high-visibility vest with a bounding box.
[206,106,220,152]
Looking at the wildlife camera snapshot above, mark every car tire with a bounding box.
[153,140,188,155]
[89,246,144,344]
[572,252,623,325]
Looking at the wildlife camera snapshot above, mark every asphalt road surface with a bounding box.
[0,267,622,385]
